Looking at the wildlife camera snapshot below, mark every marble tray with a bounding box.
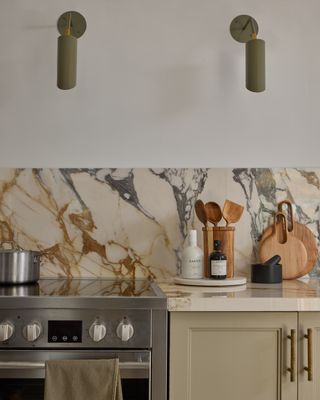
[174,276,247,287]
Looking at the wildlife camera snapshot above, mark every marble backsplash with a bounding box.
[0,168,319,280]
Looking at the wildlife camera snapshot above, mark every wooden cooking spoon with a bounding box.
[205,202,222,227]
[222,200,244,226]
[194,200,208,227]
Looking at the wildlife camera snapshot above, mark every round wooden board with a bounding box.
[260,220,318,278]
[259,231,307,280]
[174,276,247,287]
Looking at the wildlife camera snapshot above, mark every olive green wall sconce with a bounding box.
[57,11,87,90]
[230,15,265,92]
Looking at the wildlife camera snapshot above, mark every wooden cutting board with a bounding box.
[259,212,308,279]
[260,201,318,277]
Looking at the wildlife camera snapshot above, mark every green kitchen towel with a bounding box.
[44,359,123,400]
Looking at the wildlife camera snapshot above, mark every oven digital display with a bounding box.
[48,320,82,343]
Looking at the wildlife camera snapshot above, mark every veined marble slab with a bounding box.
[0,168,318,279]
[161,279,320,312]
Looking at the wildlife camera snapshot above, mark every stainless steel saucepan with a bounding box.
[0,241,41,285]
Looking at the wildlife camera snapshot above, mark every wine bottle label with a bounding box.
[211,260,227,276]
[181,258,203,279]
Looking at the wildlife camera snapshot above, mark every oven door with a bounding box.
[0,350,150,400]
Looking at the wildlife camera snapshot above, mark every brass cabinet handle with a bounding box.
[287,329,296,382]
[304,328,313,381]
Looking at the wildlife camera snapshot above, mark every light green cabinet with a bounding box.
[170,312,298,400]
[298,312,320,399]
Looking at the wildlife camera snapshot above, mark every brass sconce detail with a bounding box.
[230,15,265,92]
[57,11,87,90]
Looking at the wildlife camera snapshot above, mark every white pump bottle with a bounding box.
[181,230,203,279]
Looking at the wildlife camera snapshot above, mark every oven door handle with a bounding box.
[0,361,150,370]
[0,361,44,369]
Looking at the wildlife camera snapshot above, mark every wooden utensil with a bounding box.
[260,200,318,277]
[259,212,308,280]
[194,200,208,227]
[222,200,244,226]
[205,202,222,227]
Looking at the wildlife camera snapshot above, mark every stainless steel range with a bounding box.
[0,278,167,400]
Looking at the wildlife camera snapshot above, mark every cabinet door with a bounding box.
[170,312,297,400]
[299,312,320,399]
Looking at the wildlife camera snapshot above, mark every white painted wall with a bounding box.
[0,0,319,167]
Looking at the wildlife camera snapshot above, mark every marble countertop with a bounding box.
[159,278,320,312]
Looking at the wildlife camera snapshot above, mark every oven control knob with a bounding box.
[0,321,14,342]
[89,322,107,342]
[116,321,134,342]
[23,321,42,342]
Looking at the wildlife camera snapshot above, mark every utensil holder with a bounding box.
[202,226,235,278]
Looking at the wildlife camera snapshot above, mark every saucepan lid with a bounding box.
[0,240,41,255]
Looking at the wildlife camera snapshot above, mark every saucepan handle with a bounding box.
[33,252,42,264]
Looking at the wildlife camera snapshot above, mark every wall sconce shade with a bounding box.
[246,38,265,92]
[57,35,77,90]
[57,11,86,90]
[230,15,266,93]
